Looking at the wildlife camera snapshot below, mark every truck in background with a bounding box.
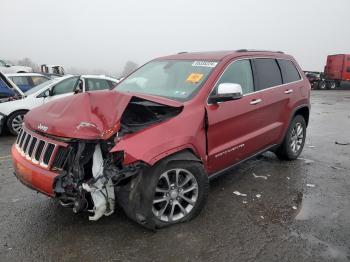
[40,64,65,78]
[319,54,350,90]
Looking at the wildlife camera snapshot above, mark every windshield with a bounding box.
[24,79,56,95]
[115,60,218,101]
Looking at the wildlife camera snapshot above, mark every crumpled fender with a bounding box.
[111,106,207,166]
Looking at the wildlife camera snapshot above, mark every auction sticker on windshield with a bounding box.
[192,61,218,67]
[186,73,204,83]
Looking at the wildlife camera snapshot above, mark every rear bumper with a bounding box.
[11,144,58,197]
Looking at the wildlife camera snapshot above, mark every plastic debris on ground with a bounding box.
[256,194,262,198]
[329,165,346,170]
[292,206,298,210]
[287,177,290,180]
[252,173,268,180]
[298,157,314,164]
[260,216,264,219]
[306,183,316,188]
[308,145,315,148]
[233,191,247,197]
[335,141,350,146]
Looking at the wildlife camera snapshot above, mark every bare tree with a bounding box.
[121,61,138,77]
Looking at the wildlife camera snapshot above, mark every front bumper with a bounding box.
[12,145,58,197]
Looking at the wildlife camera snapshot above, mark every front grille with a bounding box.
[15,127,69,169]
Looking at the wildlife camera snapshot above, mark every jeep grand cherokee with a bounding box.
[12,50,310,228]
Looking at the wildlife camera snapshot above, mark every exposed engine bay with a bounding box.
[52,97,182,221]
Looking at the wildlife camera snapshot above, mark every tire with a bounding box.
[118,159,209,228]
[327,81,336,90]
[276,115,306,160]
[318,80,326,90]
[7,110,27,135]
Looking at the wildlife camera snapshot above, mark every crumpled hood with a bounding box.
[25,90,182,140]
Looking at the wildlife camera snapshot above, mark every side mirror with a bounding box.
[5,63,11,67]
[209,83,243,104]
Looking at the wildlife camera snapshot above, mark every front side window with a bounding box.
[116,60,217,101]
[253,58,282,90]
[347,67,350,73]
[214,59,254,95]
[277,59,301,83]
[52,77,79,96]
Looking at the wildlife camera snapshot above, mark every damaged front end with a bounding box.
[42,93,183,222]
[53,137,144,220]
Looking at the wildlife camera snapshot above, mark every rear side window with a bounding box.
[253,58,282,90]
[347,67,350,73]
[86,78,111,91]
[10,76,30,86]
[31,76,49,86]
[277,59,301,83]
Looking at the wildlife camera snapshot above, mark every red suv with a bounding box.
[12,50,310,228]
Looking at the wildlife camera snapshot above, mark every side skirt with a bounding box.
[208,144,278,181]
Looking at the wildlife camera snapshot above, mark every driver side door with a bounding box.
[206,59,266,174]
[44,76,80,103]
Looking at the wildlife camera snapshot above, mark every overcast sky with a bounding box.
[1,0,349,74]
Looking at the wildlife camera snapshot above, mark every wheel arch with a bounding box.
[7,109,29,120]
[293,106,310,126]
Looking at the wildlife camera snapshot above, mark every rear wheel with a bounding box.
[276,115,306,160]
[7,110,27,135]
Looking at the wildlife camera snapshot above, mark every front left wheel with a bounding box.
[117,159,209,228]
[151,161,209,228]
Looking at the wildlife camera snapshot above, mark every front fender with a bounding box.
[110,106,207,166]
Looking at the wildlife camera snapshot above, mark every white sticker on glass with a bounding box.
[192,61,218,68]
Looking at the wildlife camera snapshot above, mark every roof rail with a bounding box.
[236,49,284,54]
[177,51,188,54]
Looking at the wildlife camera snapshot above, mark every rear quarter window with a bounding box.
[253,58,282,90]
[277,59,301,83]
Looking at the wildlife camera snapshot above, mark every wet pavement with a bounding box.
[0,90,349,261]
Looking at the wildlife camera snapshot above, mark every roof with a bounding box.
[157,50,288,61]
[5,73,49,77]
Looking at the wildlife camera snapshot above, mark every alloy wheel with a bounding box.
[12,114,24,134]
[290,123,303,154]
[152,168,199,222]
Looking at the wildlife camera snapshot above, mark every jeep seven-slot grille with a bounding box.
[15,127,68,170]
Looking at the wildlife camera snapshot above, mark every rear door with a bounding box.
[206,59,267,174]
[251,58,302,146]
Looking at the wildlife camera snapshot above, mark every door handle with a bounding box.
[284,89,293,94]
[250,98,262,105]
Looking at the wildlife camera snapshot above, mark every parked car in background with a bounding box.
[304,71,325,89]
[0,73,119,135]
[0,59,33,73]
[11,50,310,228]
[6,73,51,92]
